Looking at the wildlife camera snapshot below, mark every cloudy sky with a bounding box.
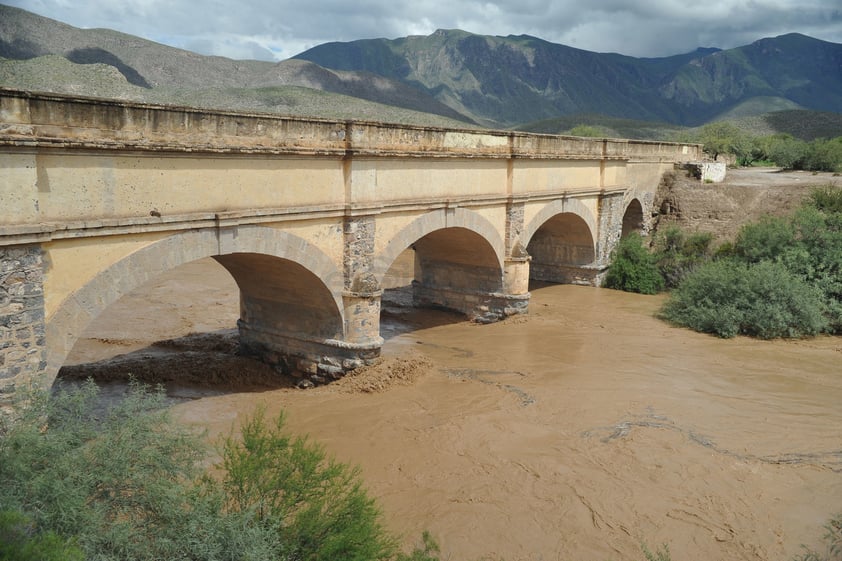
[6,0,842,61]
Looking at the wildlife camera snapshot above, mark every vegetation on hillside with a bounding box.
[691,122,842,171]
[515,114,685,140]
[763,110,842,141]
[295,30,842,128]
[514,109,842,145]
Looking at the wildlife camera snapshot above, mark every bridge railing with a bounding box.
[1,88,701,162]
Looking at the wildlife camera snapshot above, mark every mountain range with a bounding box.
[2,4,842,134]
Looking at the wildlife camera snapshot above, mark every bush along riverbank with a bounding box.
[0,380,443,561]
[607,184,842,339]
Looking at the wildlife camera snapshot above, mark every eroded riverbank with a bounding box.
[59,257,842,560]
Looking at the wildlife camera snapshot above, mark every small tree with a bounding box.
[805,137,842,172]
[732,133,764,167]
[0,382,441,561]
[763,133,809,169]
[698,121,743,162]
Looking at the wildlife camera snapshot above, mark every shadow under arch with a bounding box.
[372,207,505,286]
[372,208,509,319]
[45,226,344,386]
[522,198,598,248]
[621,197,645,238]
[522,198,598,284]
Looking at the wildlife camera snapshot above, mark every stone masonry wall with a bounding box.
[595,192,626,268]
[0,245,47,396]
[344,215,377,291]
[505,202,526,256]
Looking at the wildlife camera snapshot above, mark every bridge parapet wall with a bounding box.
[1,89,700,162]
[0,89,348,155]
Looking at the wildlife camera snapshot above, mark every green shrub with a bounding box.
[659,186,842,338]
[654,227,714,288]
[0,381,286,561]
[734,215,796,263]
[660,259,828,338]
[764,134,809,169]
[714,240,736,258]
[0,509,83,561]
[641,542,672,561]
[805,138,842,172]
[794,512,842,561]
[683,231,715,257]
[220,406,396,561]
[605,233,664,294]
[567,124,605,137]
[0,381,411,561]
[396,531,442,561]
[809,184,842,214]
[785,199,842,331]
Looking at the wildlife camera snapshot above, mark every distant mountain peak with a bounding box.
[295,29,842,127]
[3,4,841,130]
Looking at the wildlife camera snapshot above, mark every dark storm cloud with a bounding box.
[5,0,842,60]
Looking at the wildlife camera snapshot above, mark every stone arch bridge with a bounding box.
[0,89,701,392]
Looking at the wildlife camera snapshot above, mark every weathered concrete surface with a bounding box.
[0,88,702,392]
[679,161,727,183]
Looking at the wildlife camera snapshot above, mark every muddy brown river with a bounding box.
[62,258,842,561]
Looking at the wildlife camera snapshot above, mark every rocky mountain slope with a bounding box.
[296,30,842,127]
[0,4,474,126]
[3,4,841,132]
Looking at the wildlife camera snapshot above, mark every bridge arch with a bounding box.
[373,208,507,318]
[46,226,344,384]
[522,199,598,284]
[373,207,505,286]
[522,198,598,249]
[621,197,646,238]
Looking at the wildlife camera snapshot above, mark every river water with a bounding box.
[62,258,842,561]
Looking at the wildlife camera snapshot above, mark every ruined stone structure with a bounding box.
[0,88,701,393]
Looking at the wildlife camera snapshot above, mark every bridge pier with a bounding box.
[238,321,381,385]
[411,252,529,323]
[595,191,626,273]
[220,246,385,385]
[235,288,383,384]
[412,283,530,323]
[0,244,48,396]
